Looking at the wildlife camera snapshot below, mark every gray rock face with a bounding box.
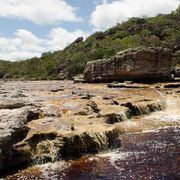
[0,107,41,170]
[83,47,172,82]
[0,84,42,170]
[171,67,180,77]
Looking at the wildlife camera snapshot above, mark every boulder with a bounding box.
[171,67,180,77]
[73,74,85,83]
[63,37,83,51]
[83,47,172,82]
[0,84,42,170]
[0,106,42,170]
[0,91,39,109]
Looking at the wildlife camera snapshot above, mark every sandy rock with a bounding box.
[0,80,171,171]
[83,47,172,82]
[0,106,42,170]
[164,83,180,88]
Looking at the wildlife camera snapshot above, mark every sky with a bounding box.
[0,0,180,61]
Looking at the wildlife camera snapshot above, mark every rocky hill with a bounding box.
[1,5,180,80]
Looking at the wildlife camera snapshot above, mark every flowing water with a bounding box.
[3,126,180,180]
[3,113,180,179]
[1,81,180,179]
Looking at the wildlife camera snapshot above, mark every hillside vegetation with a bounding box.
[1,6,180,80]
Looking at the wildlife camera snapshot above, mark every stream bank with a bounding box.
[0,80,180,178]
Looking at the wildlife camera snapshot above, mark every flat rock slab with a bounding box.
[83,47,172,82]
[107,82,148,88]
[1,80,179,170]
[164,83,180,88]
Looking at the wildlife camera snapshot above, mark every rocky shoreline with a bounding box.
[1,80,180,172]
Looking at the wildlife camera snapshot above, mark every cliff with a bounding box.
[83,47,172,82]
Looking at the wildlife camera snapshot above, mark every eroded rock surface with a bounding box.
[1,80,180,171]
[83,47,172,82]
[0,82,42,170]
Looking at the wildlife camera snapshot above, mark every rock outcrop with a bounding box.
[83,47,172,82]
[0,83,42,170]
[1,80,180,172]
[171,66,180,77]
[52,37,84,80]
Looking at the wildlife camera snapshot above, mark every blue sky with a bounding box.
[0,0,179,61]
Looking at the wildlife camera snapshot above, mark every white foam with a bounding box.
[97,150,147,170]
[142,129,160,133]
[36,161,69,180]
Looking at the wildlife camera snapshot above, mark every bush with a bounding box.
[113,34,142,51]
[68,53,88,77]
[41,51,52,58]
[144,35,160,47]
[92,31,105,40]
[112,31,129,40]
[105,24,123,35]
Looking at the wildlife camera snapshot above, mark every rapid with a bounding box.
[1,80,180,180]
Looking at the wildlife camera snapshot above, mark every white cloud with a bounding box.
[0,0,83,25]
[90,0,180,29]
[0,28,90,61]
[93,0,107,5]
[0,51,41,61]
[46,28,90,51]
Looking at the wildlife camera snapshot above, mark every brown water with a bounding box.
[1,81,180,179]
[3,126,180,180]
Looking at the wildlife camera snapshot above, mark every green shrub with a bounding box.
[113,34,142,51]
[68,53,88,77]
[41,51,52,58]
[112,31,129,40]
[144,35,160,47]
[105,24,123,35]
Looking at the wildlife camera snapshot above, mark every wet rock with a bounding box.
[102,95,115,100]
[86,100,100,112]
[107,82,142,88]
[73,74,85,83]
[164,83,180,88]
[121,99,166,116]
[0,99,26,109]
[0,80,171,171]
[0,89,40,110]
[72,90,90,96]
[105,99,119,105]
[63,127,119,155]
[72,90,93,99]
[41,109,61,118]
[10,92,28,98]
[121,102,141,116]
[165,91,173,94]
[171,66,180,77]
[73,105,90,115]
[124,81,133,84]
[147,99,166,112]
[0,106,42,170]
[50,88,64,92]
[80,96,90,99]
[99,105,131,124]
[13,116,120,164]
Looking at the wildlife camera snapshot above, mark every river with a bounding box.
[1,81,180,179]
[4,125,180,179]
